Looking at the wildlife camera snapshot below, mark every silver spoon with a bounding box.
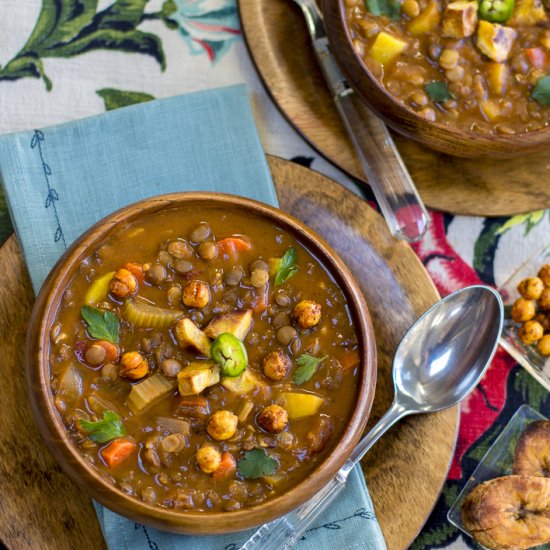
[241,285,504,550]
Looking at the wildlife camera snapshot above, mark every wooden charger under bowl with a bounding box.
[25,192,377,534]
[322,0,550,158]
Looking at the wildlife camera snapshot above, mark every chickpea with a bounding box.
[517,277,545,300]
[518,320,544,345]
[293,300,322,329]
[537,334,550,356]
[510,298,536,323]
[207,410,238,441]
[538,264,550,287]
[196,445,222,474]
[182,280,211,309]
[538,288,550,312]
[85,340,120,366]
[109,268,137,299]
[263,349,291,381]
[168,240,192,259]
[119,351,149,379]
[257,405,288,434]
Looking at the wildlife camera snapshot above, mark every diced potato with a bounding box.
[127,374,175,414]
[85,271,115,305]
[236,399,254,423]
[480,99,502,122]
[222,369,265,394]
[486,62,508,95]
[203,309,253,341]
[173,318,211,356]
[369,32,408,65]
[177,361,220,396]
[441,1,477,39]
[408,1,441,36]
[281,392,324,420]
[476,21,517,63]
[87,392,119,415]
[57,364,84,406]
[268,258,280,277]
[509,0,546,26]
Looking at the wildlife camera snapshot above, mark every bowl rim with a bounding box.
[331,0,550,144]
[25,191,377,534]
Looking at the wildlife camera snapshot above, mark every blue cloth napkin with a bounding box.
[0,84,385,550]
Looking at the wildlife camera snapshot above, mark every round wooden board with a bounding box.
[0,156,457,550]
[239,0,550,217]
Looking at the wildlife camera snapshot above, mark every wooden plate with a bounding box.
[0,156,457,549]
[239,0,550,217]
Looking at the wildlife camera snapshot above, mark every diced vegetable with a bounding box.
[100,438,136,468]
[175,395,211,419]
[222,369,265,394]
[486,62,509,95]
[127,374,175,414]
[526,48,547,70]
[79,411,126,443]
[123,299,183,329]
[212,452,237,480]
[480,99,503,121]
[81,306,119,343]
[369,32,408,65]
[262,474,285,486]
[211,333,248,377]
[236,399,254,423]
[155,417,191,435]
[509,0,546,25]
[84,271,115,306]
[408,1,441,36]
[173,317,212,356]
[268,258,280,277]
[57,364,83,405]
[476,20,516,62]
[441,1,478,38]
[339,350,361,372]
[281,392,324,420]
[203,309,253,341]
[177,362,220,396]
[87,392,119,415]
[217,237,251,258]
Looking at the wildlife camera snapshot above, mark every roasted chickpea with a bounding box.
[510,298,536,323]
[517,277,545,300]
[538,288,550,311]
[293,300,322,328]
[182,280,211,309]
[109,268,137,299]
[85,340,120,366]
[168,240,192,259]
[518,320,544,345]
[537,334,550,356]
[119,351,149,379]
[207,410,238,441]
[257,404,288,434]
[534,313,550,333]
[263,349,291,380]
[196,444,222,473]
[538,264,550,287]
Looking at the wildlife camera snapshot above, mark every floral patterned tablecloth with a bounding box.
[1,1,549,548]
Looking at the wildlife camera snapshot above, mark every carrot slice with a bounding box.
[212,452,237,480]
[123,262,144,284]
[100,438,136,468]
[526,48,547,70]
[339,350,361,372]
[217,237,251,258]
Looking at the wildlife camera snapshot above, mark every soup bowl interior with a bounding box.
[25,192,377,534]
[322,0,550,159]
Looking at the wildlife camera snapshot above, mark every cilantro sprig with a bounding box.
[237,448,278,479]
[365,0,401,20]
[79,411,127,443]
[425,81,453,103]
[532,76,550,106]
[274,247,298,286]
[81,305,119,343]
[293,354,327,385]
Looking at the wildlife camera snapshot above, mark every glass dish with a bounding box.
[498,243,550,392]
[447,404,549,549]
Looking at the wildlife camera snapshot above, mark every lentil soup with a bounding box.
[344,0,550,134]
[47,202,363,514]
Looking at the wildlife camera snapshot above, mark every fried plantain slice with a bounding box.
[462,475,550,550]
[513,420,550,478]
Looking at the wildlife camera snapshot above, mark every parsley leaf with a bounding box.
[365,0,401,19]
[532,76,550,106]
[238,448,278,479]
[81,305,119,343]
[79,411,127,443]
[293,354,327,385]
[425,81,452,103]
[274,247,298,286]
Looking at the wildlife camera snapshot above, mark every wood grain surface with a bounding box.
[239,0,550,217]
[0,156,457,549]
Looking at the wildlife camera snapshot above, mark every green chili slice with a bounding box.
[211,333,248,377]
[478,0,515,23]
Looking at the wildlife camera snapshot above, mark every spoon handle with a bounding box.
[239,401,409,550]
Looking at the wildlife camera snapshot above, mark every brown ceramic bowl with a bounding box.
[25,192,377,535]
[322,0,550,158]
